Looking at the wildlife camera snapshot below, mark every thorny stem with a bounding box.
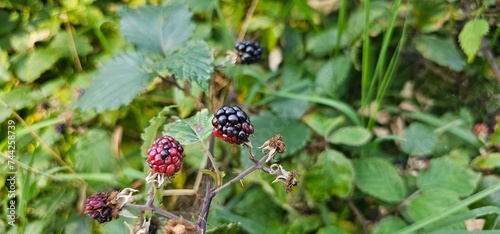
[197,143,276,233]
[197,135,215,233]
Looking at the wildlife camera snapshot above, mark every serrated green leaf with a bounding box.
[403,189,466,226]
[74,53,156,112]
[415,35,465,71]
[305,150,354,201]
[328,126,372,146]
[304,113,345,137]
[73,129,114,173]
[401,123,438,156]
[163,109,212,145]
[141,107,170,158]
[156,41,213,91]
[373,216,407,234]
[120,4,194,55]
[458,19,489,63]
[316,56,351,98]
[14,48,60,82]
[417,157,481,197]
[353,158,406,203]
[471,153,500,170]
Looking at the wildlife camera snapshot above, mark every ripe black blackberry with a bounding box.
[212,106,254,144]
[147,135,184,175]
[235,40,262,64]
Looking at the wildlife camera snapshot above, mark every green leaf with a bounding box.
[141,107,170,158]
[269,97,309,120]
[328,126,372,146]
[73,129,114,173]
[156,41,213,91]
[0,86,43,122]
[315,56,351,98]
[458,19,489,63]
[48,32,93,57]
[247,110,311,159]
[14,48,60,82]
[163,109,212,145]
[353,158,406,203]
[304,113,345,137]
[478,175,500,207]
[317,226,347,234]
[471,153,500,170]
[74,53,156,112]
[373,216,407,234]
[403,189,466,226]
[417,157,481,197]
[305,150,354,201]
[120,4,194,55]
[306,28,346,57]
[400,122,438,157]
[0,49,11,82]
[414,35,465,71]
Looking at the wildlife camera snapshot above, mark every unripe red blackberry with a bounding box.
[84,192,116,223]
[235,41,262,64]
[212,106,254,144]
[147,135,184,175]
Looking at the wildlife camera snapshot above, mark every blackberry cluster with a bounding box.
[84,193,114,223]
[147,135,184,175]
[212,106,254,144]
[235,41,262,64]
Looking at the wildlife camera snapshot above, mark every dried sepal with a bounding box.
[259,134,286,162]
[269,164,299,193]
[162,217,197,234]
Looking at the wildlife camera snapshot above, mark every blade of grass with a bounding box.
[360,0,372,126]
[367,0,405,129]
[334,0,348,57]
[394,182,500,234]
[426,206,500,231]
[265,91,361,126]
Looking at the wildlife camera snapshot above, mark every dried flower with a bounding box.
[269,164,299,193]
[259,134,286,162]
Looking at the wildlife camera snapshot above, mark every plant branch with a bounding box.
[347,199,371,234]
[481,38,500,82]
[237,0,260,42]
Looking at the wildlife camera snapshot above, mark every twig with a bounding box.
[347,199,371,234]
[197,135,215,233]
[237,0,260,42]
[124,203,181,220]
[61,12,83,72]
[480,38,500,82]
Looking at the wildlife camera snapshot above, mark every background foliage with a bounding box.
[1,0,500,233]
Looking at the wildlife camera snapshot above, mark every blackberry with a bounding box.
[212,106,254,144]
[84,192,117,223]
[55,123,67,134]
[147,135,184,175]
[235,40,262,64]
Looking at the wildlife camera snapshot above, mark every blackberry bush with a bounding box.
[235,40,263,64]
[211,106,254,144]
[147,135,184,175]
